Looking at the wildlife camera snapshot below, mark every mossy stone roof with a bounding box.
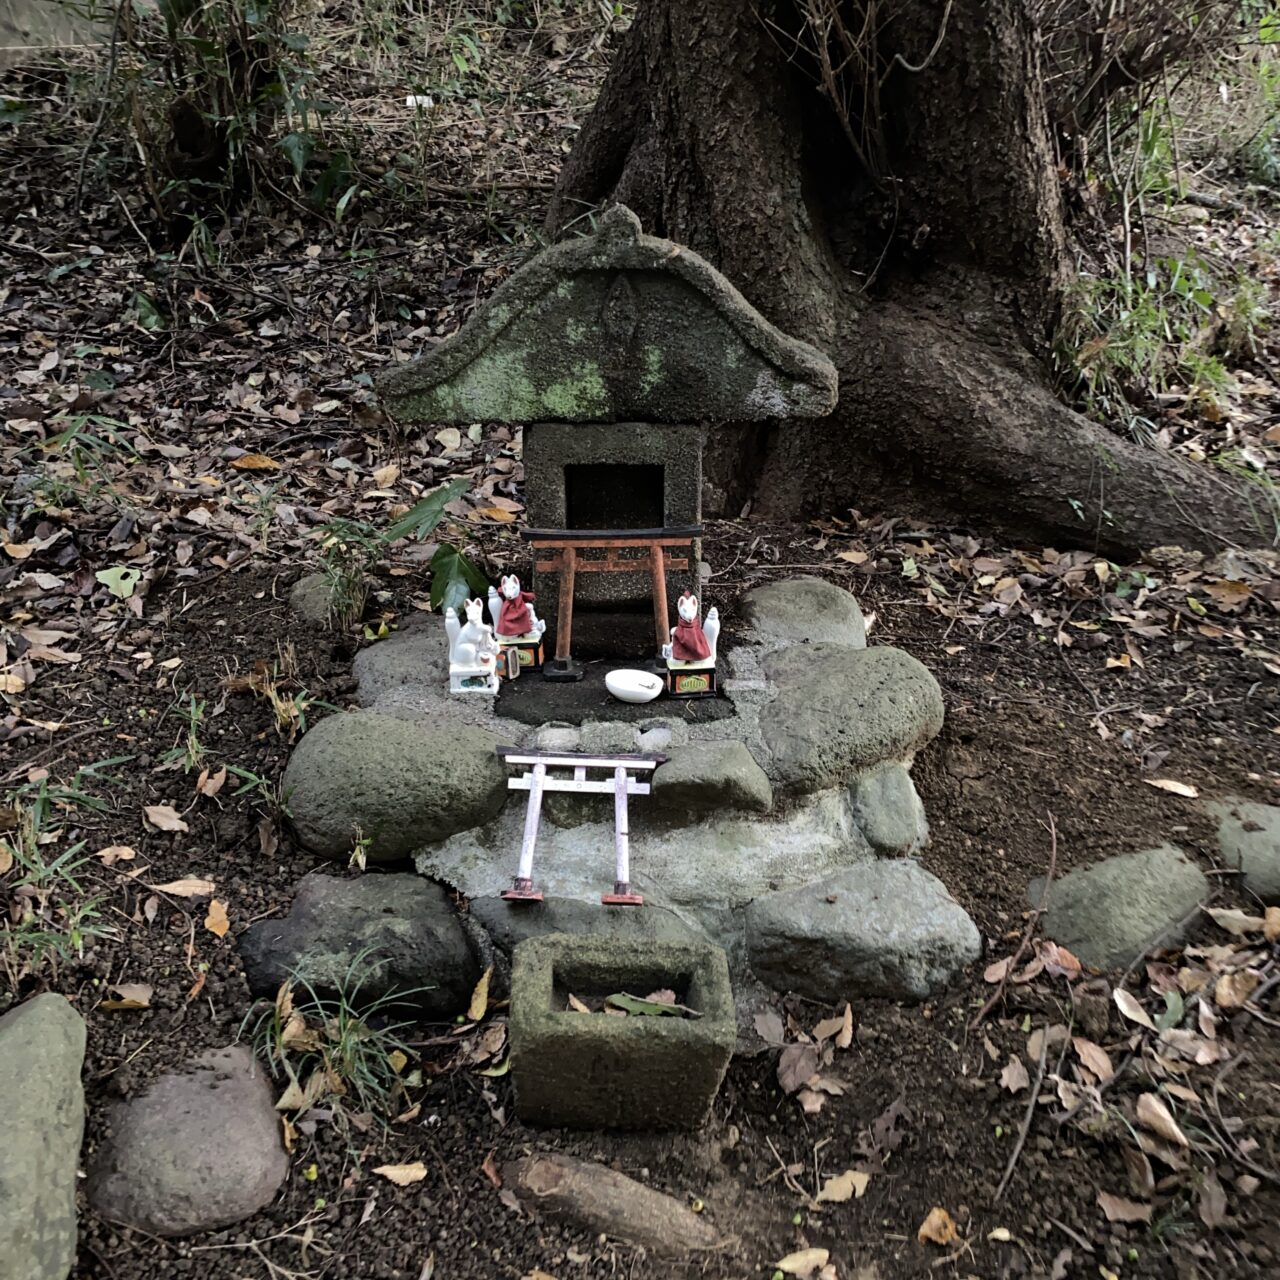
[377,206,838,425]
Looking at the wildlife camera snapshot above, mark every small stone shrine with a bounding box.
[378,205,837,676]
[276,205,980,1015]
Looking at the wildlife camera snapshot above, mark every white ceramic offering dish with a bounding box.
[605,668,664,704]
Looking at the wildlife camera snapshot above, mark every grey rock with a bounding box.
[1029,845,1208,969]
[238,874,478,1016]
[352,625,449,706]
[471,896,706,954]
[377,205,836,425]
[850,764,928,854]
[746,861,980,1001]
[288,572,332,626]
[88,1046,287,1238]
[762,644,944,794]
[652,741,772,815]
[283,710,507,861]
[0,995,85,1280]
[1208,796,1280,903]
[740,576,867,649]
[420,787,870,914]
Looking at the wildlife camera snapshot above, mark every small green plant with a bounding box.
[314,476,486,628]
[1,781,114,984]
[227,765,291,817]
[243,951,423,1117]
[1057,252,1239,438]
[160,692,207,772]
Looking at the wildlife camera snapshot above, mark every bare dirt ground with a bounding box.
[3,8,1280,1279]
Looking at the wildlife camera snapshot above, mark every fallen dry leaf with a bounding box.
[812,1004,852,1044]
[1072,1037,1115,1082]
[778,1043,820,1094]
[814,1169,870,1203]
[1214,971,1260,1010]
[196,766,227,798]
[1266,906,1280,943]
[143,804,189,833]
[95,844,137,866]
[148,877,215,898]
[1205,907,1266,937]
[373,1162,428,1186]
[917,1206,958,1246]
[468,965,493,1022]
[101,982,153,1011]
[1114,988,1156,1031]
[797,1088,827,1114]
[775,1248,830,1278]
[1136,1092,1189,1148]
[204,899,230,938]
[1000,1057,1030,1094]
[1198,1169,1228,1229]
[231,453,280,471]
[1143,778,1199,798]
[1097,1191,1152,1224]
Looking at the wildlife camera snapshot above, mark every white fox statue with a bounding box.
[445,597,500,693]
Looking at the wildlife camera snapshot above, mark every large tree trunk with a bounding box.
[547,0,1269,557]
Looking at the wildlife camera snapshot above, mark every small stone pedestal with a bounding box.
[509,934,735,1131]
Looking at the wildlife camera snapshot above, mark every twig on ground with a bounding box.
[995,1023,1049,1202]
[970,812,1058,1030]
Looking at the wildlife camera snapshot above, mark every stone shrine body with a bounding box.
[377,205,837,683]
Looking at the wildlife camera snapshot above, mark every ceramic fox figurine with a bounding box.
[662,592,719,664]
[445,598,500,693]
[488,575,546,641]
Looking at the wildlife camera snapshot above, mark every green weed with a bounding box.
[242,951,424,1117]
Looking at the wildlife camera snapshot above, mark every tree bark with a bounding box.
[547,0,1270,557]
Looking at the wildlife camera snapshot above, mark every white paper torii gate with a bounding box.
[496,747,666,906]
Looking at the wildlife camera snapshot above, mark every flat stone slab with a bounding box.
[740,576,867,650]
[88,1046,287,1238]
[284,709,508,861]
[238,873,478,1016]
[762,644,944,794]
[1208,796,1280,903]
[376,205,837,425]
[1029,845,1209,970]
[510,934,736,1130]
[746,861,980,1002]
[419,786,870,912]
[652,741,772,816]
[0,995,85,1280]
[471,895,708,955]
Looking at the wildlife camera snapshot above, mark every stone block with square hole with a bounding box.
[509,933,735,1131]
[523,421,702,610]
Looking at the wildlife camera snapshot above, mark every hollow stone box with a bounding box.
[508,933,736,1131]
[377,206,837,616]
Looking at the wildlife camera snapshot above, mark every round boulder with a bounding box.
[1208,797,1280,903]
[762,644,944,793]
[288,572,332,627]
[88,1046,287,1237]
[1029,845,1208,969]
[740,576,866,649]
[746,861,979,1001]
[283,710,507,861]
[238,873,479,1016]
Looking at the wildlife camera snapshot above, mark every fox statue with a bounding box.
[445,597,500,693]
[487,574,546,641]
[662,592,719,664]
